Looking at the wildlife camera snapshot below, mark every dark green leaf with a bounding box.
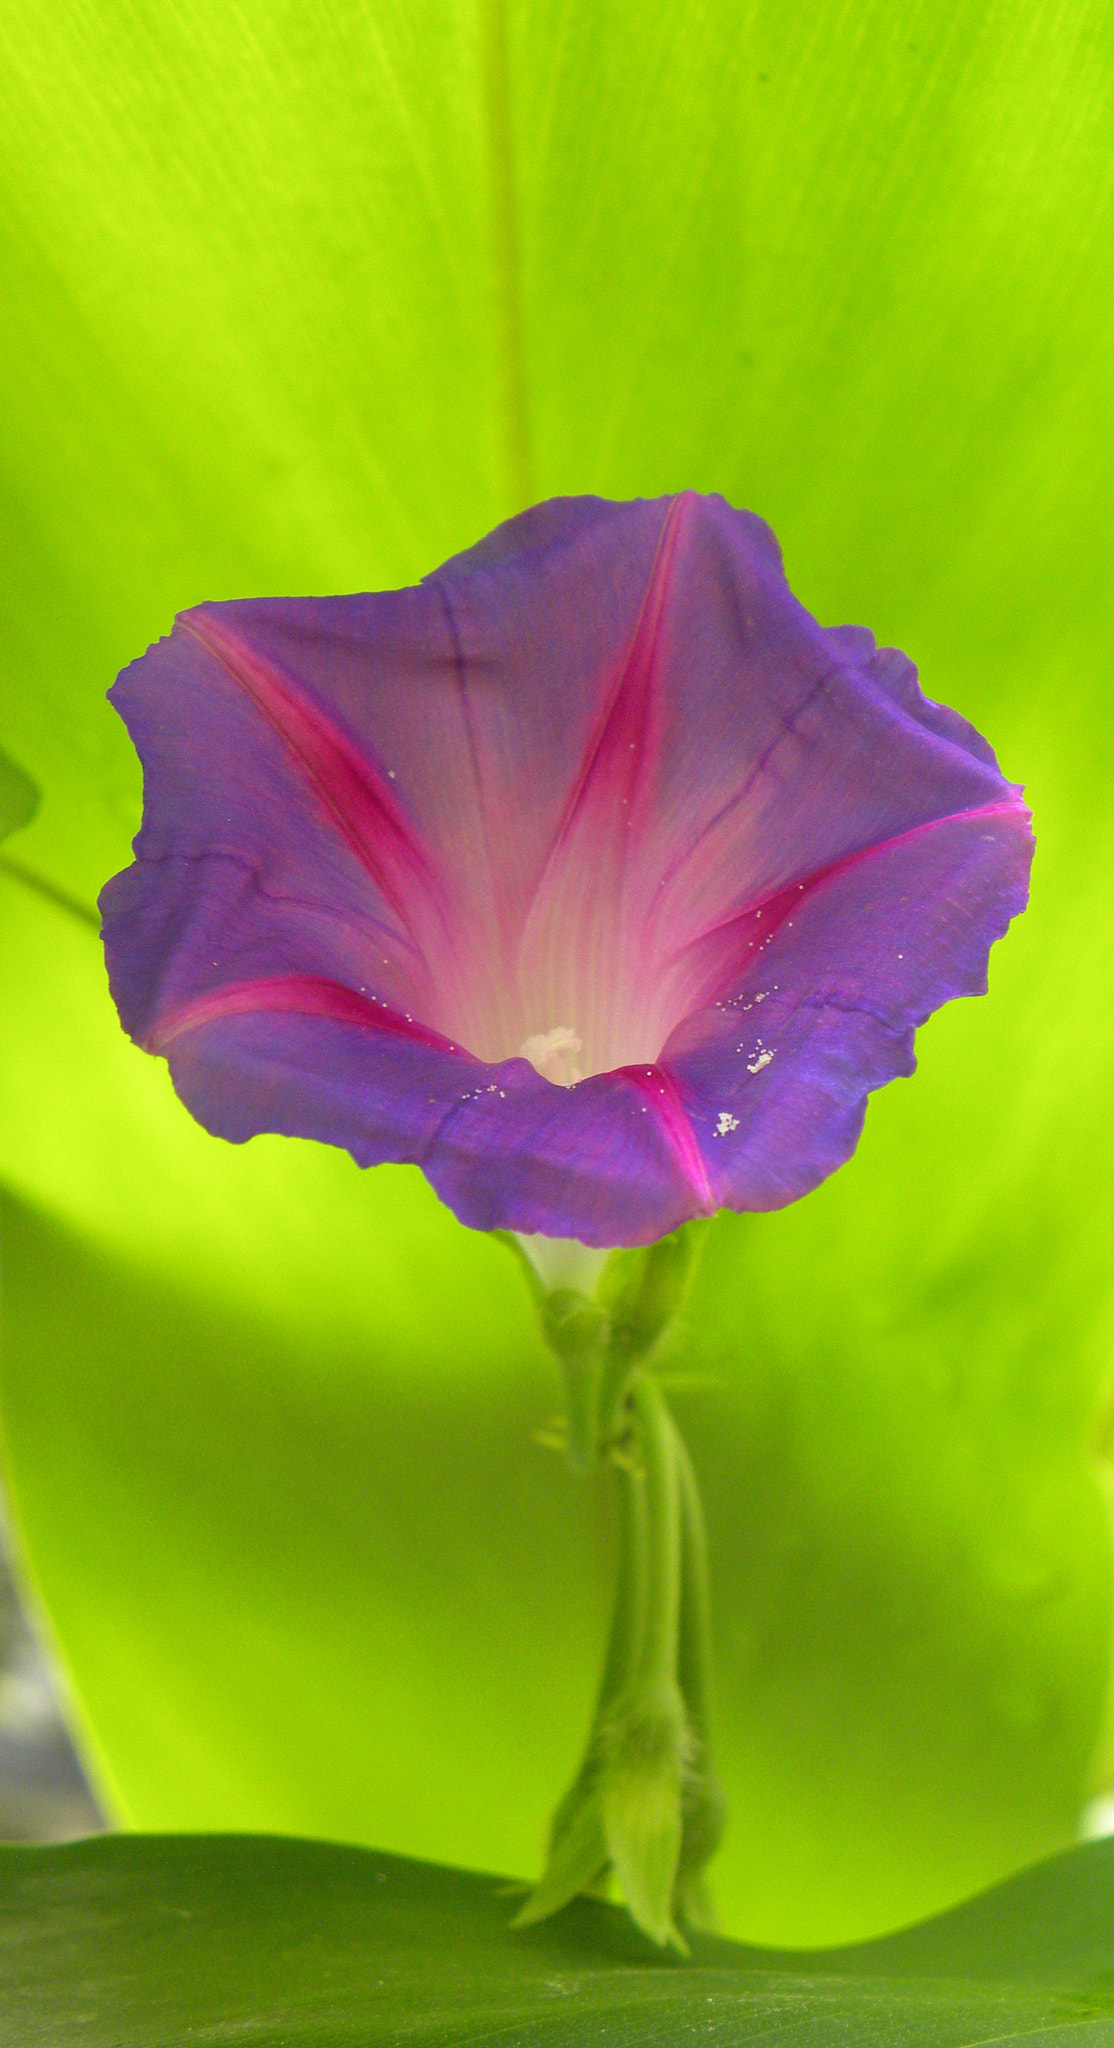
[5,1833,1114,2046]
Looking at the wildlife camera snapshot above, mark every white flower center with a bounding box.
[519,1024,584,1087]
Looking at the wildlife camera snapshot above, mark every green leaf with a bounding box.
[0,747,39,842]
[5,1833,1114,2045]
[1,0,1112,1952]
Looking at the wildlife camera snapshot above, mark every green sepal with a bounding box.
[597,1222,711,1366]
[506,1222,713,1471]
[599,1686,692,1952]
[511,1786,609,1928]
[516,1689,699,1952]
[675,1738,728,1933]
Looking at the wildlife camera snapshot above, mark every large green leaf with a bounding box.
[1,0,1112,1949]
[6,1832,1114,2044]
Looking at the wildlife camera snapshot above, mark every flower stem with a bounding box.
[529,1435,649,1884]
[595,1432,651,1722]
[672,1415,726,1929]
[507,1220,723,1947]
[673,1419,715,1752]
[626,1371,683,1701]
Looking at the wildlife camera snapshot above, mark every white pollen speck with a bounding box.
[387,768,396,780]
[897,953,904,960]
[747,1048,775,1074]
[754,991,766,1003]
[715,1110,739,1136]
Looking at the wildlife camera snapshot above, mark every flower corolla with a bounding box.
[101,493,1032,1246]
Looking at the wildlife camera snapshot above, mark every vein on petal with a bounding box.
[550,492,689,863]
[133,844,430,981]
[150,973,474,1058]
[510,494,691,1073]
[433,581,517,969]
[647,660,840,936]
[519,490,690,989]
[184,612,447,961]
[670,796,1031,1010]
[619,1062,714,1211]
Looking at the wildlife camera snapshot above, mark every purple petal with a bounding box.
[660,798,1033,1213]
[152,974,470,1059]
[184,611,444,937]
[101,613,443,1046]
[101,493,1032,1246]
[151,984,713,1246]
[441,492,1016,1074]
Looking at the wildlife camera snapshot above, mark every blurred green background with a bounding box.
[1,0,1113,1946]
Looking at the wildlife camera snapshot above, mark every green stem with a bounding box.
[542,1436,649,1858]
[672,1419,715,1750]
[597,1445,650,1718]
[627,1372,683,1701]
[671,1411,726,1926]
[509,1224,724,1944]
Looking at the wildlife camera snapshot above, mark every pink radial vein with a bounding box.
[150,974,471,1059]
[669,795,1030,1012]
[185,610,446,955]
[617,1064,715,1209]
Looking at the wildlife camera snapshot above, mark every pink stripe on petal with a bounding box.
[150,974,472,1058]
[536,494,687,895]
[185,611,445,941]
[791,795,1030,908]
[618,1062,715,1211]
[512,497,692,1075]
[673,795,1030,1012]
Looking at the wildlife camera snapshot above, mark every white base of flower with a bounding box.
[513,1231,610,1296]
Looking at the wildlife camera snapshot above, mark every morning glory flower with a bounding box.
[100,489,1033,1945]
[101,492,1032,1248]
